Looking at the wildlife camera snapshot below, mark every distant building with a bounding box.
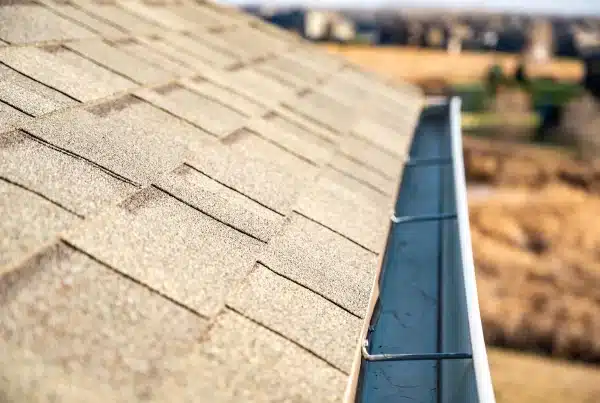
[526,20,554,63]
[303,10,356,43]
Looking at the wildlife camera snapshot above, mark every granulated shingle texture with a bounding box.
[0,46,135,102]
[294,168,392,252]
[260,213,380,317]
[0,243,210,401]
[65,39,173,84]
[156,164,283,242]
[37,0,127,38]
[0,64,76,116]
[0,130,136,216]
[188,131,318,214]
[227,264,362,372]
[65,187,264,317]
[0,4,95,44]
[136,84,246,137]
[0,180,78,267]
[0,1,423,401]
[23,96,213,185]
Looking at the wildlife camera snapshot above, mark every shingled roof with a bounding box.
[0,1,424,401]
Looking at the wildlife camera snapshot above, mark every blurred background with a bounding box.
[220,1,600,402]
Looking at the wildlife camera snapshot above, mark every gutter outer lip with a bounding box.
[449,97,496,403]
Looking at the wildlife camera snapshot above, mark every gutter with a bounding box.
[344,97,495,403]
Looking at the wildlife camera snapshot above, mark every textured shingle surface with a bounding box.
[65,39,173,84]
[0,64,76,117]
[0,46,135,102]
[0,1,423,401]
[227,263,362,372]
[136,84,247,137]
[260,213,380,317]
[0,4,95,44]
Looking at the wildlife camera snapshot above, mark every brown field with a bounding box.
[323,44,584,84]
[489,347,600,403]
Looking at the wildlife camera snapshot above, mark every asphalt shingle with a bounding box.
[339,135,403,179]
[260,213,379,317]
[170,3,226,29]
[0,100,30,132]
[156,164,283,242]
[0,3,95,44]
[294,168,392,252]
[0,64,76,116]
[73,2,164,36]
[159,32,238,69]
[116,38,196,77]
[182,77,267,117]
[226,68,296,105]
[136,36,210,70]
[329,152,397,196]
[284,91,354,133]
[119,1,200,32]
[269,107,339,144]
[0,242,210,401]
[136,84,246,138]
[65,187,264,318]
[255,54,323,89]
[0,180,78,267]
[351,118,414,157]
[246,117,334,165]
[188,131,318,214]
[227,264,362,372]
[0,130,136,217]
[23,96,214,185]
[38,0,127,38]
[0,46,135,102]
[65,39,173,84]
[184,310,347,403]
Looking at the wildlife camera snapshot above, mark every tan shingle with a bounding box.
[0,180,78,267]
[74,2,164,36]
[0,46,135,102]
[0,130,136,216]
[0,64,76,116]
[173,310,347,402]
[188,131,318,214]
[115,38,196,77]
[156,164,283,242]
[65,39,174,84]
[65,187,264,318]
[136,36,211,70]
[284,91,354,133]
[329,152,397,196]
[0,4,95,44]
[38,0,127,39]
[135,84,247,138]
[294,168,392,252]
[0,242,210,401]
[260,213,379,317]
[182,77,267,117]
[227,264,362,372]
[159,31,239,69]
[23,96,214,185]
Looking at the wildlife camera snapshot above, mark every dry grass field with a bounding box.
[489,347,600,403]
[323,44,583,84]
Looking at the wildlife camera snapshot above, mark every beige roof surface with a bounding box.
[0,1,423,401]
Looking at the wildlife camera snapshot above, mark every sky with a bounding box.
[220,0,600,16]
